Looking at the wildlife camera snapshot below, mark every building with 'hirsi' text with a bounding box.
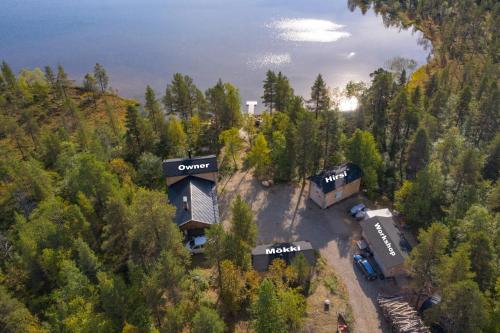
[308,162,362,209]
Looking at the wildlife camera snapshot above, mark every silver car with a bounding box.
[185,236,207,254]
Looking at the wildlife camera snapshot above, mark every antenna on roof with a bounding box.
[188,149,192,159]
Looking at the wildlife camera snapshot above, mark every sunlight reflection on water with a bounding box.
[247,53,292,69]
[268,18,351,43]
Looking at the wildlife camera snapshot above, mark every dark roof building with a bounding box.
[309,162,362,194]
[359,216,409,277]
[251,241,316,272]
[164,155,220,236]
[168,176,219,228]
[308,163,363,209]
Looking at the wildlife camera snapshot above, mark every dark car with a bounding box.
[349,203,366,217]
[353,254,377,280]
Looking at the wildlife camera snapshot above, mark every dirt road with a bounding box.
[219,170,396,333]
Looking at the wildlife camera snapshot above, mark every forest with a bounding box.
[0,0,499,332]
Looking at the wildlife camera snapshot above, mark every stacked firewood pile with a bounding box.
[377,295,431,333]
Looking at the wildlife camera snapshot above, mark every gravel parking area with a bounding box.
[219,171,400,333]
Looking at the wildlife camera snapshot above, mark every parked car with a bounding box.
[185,236,207,254]
[353,254,377,280]
[356,240,373,257]
[354,208,369,220]
[349,203,366,217]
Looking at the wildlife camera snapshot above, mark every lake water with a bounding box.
[0,0,427,112]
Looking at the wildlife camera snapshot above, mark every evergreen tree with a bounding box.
[296,112,318,182]
[309,74,330,119]
[426,279,488,333]
[124,105,143,163]
[468,232,496,292]
[227,195,256,270]
[55,64,71,100]
[163,73,204,120]
[93,63,109,94]
[205,223,228,292]
[144,85,163,135]
[262,70,277,114]
[395,162,445,228]
[191,307,226,333]
[406,127,430,180]
[252,279,286,333]
[44,65,56,89]
[274,72,293,113]
[407,223,449,306]
[366,68,393,152]
[455,85,472,129]
[319,108,342,169]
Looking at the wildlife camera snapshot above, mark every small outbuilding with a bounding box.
[308,163,362,209]
[163,155,219,237]
[359,216,409,277]
[251,241,316,272]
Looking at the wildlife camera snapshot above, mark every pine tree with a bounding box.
[406,223,449,306]
[309,74,330,119]
[262,70,277,114]
[163,73,203,120]
[274,72,293,113]
[44,65,56,89]
[124,105,142,163]
[252,279,286,333]
[367,68,393,152]
[55,64,71,100]
[395,162,445,228]
[191,307,226,333]
[93,63,109,94]
[144,85,162,135]
[319,108,342,169]
[227,195,256,270]
[455,85,472,129]
[406,127,430,180]
[296,112,319,182]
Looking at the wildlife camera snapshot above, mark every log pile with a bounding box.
[377,295,431,333]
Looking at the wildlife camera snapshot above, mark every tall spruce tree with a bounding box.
[309,74,330,119]
[406,127,431,180]
[262,70,277,114]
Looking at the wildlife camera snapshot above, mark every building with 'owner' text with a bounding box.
[163,155,220,238]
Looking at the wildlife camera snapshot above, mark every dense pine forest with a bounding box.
[0,1,499,332]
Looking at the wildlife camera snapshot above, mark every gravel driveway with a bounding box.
[219,171,398,333]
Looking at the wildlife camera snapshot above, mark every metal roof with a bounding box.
[167,176,219,227]
[360,216,408,269]
[309,162,362,194]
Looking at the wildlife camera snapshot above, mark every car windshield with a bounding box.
[189,240,195,247]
